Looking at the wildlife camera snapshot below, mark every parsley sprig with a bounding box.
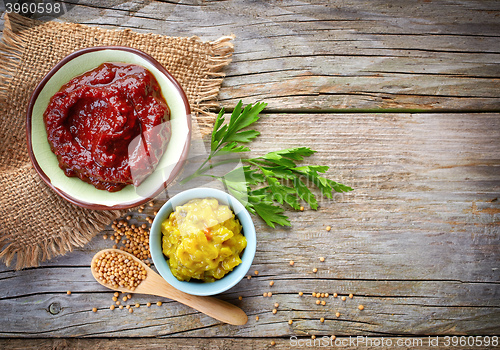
[180,101,353,228]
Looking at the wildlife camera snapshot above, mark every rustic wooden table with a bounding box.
[1,1,499,349]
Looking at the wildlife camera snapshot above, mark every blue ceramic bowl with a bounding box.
[150,188,257,296]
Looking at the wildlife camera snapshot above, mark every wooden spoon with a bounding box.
[91,248,248,325]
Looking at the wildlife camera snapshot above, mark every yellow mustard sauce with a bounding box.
[161,198,247,282]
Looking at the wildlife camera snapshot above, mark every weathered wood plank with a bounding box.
[3,337,500,350]
[2,337,496,350]
[1,0,499,111]
[0,113,498,337]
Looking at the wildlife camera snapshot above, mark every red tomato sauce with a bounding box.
[44,63,170,192]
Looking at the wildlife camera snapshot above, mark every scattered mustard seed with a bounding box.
[325,293,329,298]
[114,292,119,297]
[269,281,274,287]
[127,294,132,300]
[129,308,133,314]
[119,305,124,310]
[92,307,97,313]
[116,301,121,306]
[341,296,346,301]
[300,206,304,211]
[321,301,326,306]
[254,270,259,275]
[157,301,162,306]
[312,292,317,297]
[319,257,325,262]
[336,312,340,317]
[289,260,295,266]
[326,226,331,231]
[288,319,293,325]
[358,304,365,311]
[238,296,243,301]
[103,235,108,240]
[112,296,118,302]
[331,335,336,340]
[274,302,279,308]
[126,305,131,309]
[268,292,273,297]
[313,268,318,273]
[66,291,71,295]
[349,293,354,299]
[147,302,152,307]
[272,308,277,314]
[110,305,115,310]
[122,296,128,302]
[333,293,338,298]
[247,275,252,280]
[271,341,276,346]
[256,316,259,321]
[320,317,325,323]
[263,292,268,297]
[316,300,320,305]
[135,303,140,308]
[320,293,325,298]
[311,335,316,340]
[299,292,303,296]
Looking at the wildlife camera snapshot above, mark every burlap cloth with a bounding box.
[0,13,233,269]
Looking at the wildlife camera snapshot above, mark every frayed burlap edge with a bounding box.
[0,13,233,269]
[0,14,27,103]
[193,33,235,136]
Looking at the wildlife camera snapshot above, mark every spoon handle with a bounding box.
[142,270,248,325]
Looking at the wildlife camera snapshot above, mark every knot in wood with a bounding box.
[49,302,61,315]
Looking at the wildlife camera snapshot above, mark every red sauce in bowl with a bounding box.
[43,62,170,192]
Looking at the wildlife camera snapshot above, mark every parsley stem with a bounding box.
[179,158,244,185]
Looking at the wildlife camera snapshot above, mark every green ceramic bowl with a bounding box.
[26,46,191,210]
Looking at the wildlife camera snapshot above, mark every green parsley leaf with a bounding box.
[211,101,266,154]
[250,199,292,228]
[182,100,353,228]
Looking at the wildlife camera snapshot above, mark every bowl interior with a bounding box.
[28,48,191,209]
[150,188,257,296]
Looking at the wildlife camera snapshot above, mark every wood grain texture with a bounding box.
[0,113,498,337]
[1,0,499,111]
[0,0,499,343]
[0,337,496,350]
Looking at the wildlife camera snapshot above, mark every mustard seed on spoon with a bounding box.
[90,249,248,325]
[93,250,146,291]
